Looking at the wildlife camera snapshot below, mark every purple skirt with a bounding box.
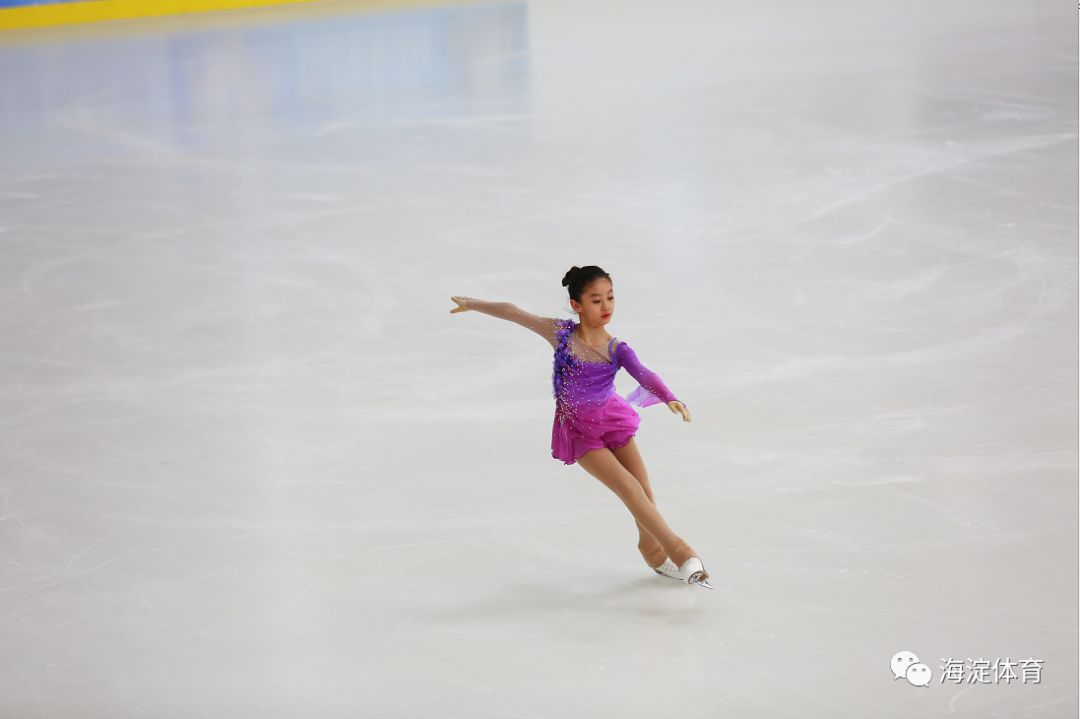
[551,392,643,465]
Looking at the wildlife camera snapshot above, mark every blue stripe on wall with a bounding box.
[0,0,82,7]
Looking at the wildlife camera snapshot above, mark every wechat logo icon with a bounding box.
[892,650,932,687]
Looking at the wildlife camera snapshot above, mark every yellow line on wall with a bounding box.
[0,0,343,30]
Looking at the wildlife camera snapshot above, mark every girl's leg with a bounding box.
[610,437,666,568]
[577,447,694,567]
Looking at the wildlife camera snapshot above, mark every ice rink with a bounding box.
[1,1,1077,716]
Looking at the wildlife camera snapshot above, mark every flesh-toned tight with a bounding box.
[576,437,694,569]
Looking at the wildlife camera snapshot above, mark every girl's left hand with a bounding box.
[667,400,691,422]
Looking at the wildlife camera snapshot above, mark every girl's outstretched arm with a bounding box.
[618,341,678,406]
[617,340,691,421]
[449,296,561,347]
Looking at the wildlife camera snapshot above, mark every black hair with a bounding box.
[561,265,612,304]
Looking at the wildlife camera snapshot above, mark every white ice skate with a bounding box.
[652,558,682,581]
[677,556,715,590]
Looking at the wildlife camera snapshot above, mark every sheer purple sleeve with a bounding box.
[463,297,561,347]
[616,341,679,408]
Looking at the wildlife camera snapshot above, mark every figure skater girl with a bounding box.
[449,265,713,589]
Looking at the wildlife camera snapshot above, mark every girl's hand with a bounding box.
[449,296,470,314]
[667,400,691,422]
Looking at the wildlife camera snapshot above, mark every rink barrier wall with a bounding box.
[0,0,399,30]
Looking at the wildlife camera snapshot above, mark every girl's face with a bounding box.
[572,278,614,327]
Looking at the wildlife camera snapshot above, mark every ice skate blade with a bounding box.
[653,568,682,582]
[689,573,716,590]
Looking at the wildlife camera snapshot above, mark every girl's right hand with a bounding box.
[667,400,692,422]
[449,296,470,313]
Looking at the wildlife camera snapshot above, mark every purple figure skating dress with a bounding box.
[551,318,680,465]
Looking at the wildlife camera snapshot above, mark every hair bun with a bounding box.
[561,266,581,288]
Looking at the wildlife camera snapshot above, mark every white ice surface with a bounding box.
[0,1,1077,717]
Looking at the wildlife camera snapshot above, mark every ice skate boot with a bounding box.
[677,556,715,590]
[651,558,682,581]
